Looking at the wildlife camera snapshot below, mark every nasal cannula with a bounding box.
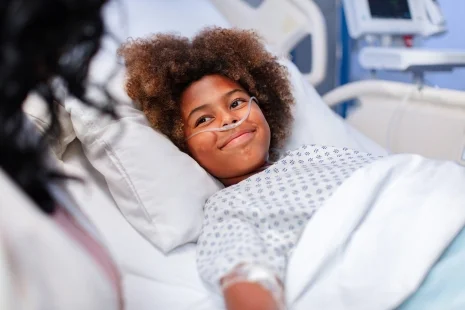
[186,96,257,140]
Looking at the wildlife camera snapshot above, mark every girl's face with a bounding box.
[181,74,271,185]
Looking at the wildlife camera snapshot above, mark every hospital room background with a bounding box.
[6,1,465,310]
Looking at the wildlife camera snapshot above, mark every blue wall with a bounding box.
[350,0,465,91]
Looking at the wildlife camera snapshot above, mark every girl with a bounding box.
[119,28,379,310]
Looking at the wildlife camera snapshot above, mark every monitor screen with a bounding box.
[368,0,412,20]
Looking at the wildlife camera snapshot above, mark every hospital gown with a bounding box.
[197,145,381,289]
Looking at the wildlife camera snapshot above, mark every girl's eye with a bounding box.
[230,98,246,109]
[195,116,212,127]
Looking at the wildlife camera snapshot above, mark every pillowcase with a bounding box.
[23,93,77,160]
[281,59,387,156]
[66,99,222,253]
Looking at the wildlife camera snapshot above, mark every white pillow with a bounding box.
[282,59,387,156]
[66,99,222,253]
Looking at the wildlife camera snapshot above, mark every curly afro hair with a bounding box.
[118,27,294,152]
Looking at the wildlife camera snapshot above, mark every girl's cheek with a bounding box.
[189,133,217,154]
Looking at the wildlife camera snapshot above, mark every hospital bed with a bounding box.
[54,59,384,310]
[323,80,465,165]
[19,0,465,309]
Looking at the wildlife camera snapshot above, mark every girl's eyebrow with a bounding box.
[188,103,212,120]
[187,89,246,120]
[222,88,244,99]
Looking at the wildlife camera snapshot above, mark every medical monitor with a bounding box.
[368,0,412,20]
[343,0,426,38]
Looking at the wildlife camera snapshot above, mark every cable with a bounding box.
[186,96,256,141]
[385,82,422,153]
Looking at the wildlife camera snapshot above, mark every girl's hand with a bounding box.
[223,281,281,310]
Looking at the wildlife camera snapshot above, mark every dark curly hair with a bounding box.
[0,0,112,214]
[118,27,294,152]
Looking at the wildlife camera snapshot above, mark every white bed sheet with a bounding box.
[287,155,465,310]
[62,137,385,309]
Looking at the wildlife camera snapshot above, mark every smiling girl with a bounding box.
[119,27,378,310]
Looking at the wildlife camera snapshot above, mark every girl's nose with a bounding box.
[222,116,238,127]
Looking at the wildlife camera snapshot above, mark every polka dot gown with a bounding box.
[197,145,381,289]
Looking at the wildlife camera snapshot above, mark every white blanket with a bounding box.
[286,154,465,310]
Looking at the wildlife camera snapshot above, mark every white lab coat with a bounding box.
[0,169,119,310]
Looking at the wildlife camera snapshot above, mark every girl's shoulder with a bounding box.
[275,144,371,161]
[270,144,382,171]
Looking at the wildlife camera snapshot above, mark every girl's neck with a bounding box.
[219,162,273,187]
